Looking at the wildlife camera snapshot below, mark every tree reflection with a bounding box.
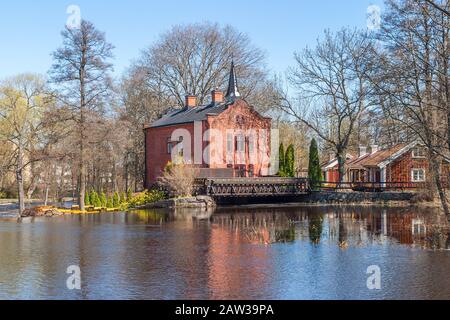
[128,206,449,249]
[308,214,323,244]
[274,226,296,243]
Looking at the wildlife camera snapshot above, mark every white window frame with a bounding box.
[174,136,184,157]
[236,134,245,153]
[411,168,425,182]
[167,137,172,154]
[227,134,233,153]
[248,135,255,154]
[412,147,426,159]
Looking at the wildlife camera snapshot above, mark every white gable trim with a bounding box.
[324,160,339,170]
[378,141,420,169]
[323,154,354,170]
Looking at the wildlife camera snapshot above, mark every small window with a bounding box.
[236,115,245,125]
[236,134,245,152]
[248,135,255,154]
[178,136,184,157]
[412,147,426,158]
[412,169,425,182]
[227,134,233,153]
[167,138,172,154]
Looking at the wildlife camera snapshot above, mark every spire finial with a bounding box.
[225,59,241,102]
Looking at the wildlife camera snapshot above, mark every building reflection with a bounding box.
[207,206,449,250]
[128,206,449,300]
[1,206,449,299]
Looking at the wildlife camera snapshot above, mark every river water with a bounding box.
[0,205,449,300]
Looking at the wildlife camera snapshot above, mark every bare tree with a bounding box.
[118,69,170,191]
[0,74,52,215]
[49,20,114,211]
[135,22,267,107]
[278,28,377,183]
[372,0,450,216]
[425,0,450,15]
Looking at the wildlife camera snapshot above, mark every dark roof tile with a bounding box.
[149,102,230,128]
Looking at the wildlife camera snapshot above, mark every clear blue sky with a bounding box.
[0,0,384,79]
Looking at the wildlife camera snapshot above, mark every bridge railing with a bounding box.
[193,178,431,197]
[195,177,310,197]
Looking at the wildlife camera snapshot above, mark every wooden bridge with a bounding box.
[195,178,310,198]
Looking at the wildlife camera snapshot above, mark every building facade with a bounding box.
[144,63,272,188]
[322,142,450,185]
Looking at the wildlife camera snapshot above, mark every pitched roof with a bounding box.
[149,61,243,129]
[149,101,230,128]
[348,144,409,168]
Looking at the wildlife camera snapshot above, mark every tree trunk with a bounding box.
[26,180,37,200]
[78,45,87,211]
[336,150,346,186]
[134,152,139,192]
[44,185,49,206]
[79,141,86,211]
[430,154,450,217]
[125,153,129,193]
[16,141,25,216]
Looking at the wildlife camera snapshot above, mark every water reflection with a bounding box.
[0,206,449,300]
[200,206,450,250]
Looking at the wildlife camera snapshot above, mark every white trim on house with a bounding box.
[323,154,354,170]
[381,167,387,184]
[378,141,420,169]
[324,160,339,170]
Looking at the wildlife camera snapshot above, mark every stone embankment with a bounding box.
[136,196,216,210]
[301,191,415,204]
[20,206,65,218]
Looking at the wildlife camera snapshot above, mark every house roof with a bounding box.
[149,61,245,129]
[348,143,411,169]
[149,102,230,128]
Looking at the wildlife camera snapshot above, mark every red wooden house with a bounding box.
[144,63,272,188]
[322,142,450,185]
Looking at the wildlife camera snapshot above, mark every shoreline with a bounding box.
[1,196,447,220]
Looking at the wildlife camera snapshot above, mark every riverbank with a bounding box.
[135,196,216,210]
[2,191,448,220]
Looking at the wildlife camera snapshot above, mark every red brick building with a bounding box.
[322,142,450,185]
[144,63,272,188]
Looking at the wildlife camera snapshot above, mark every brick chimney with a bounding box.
[359,146,368,158]
[185,95,197,108]
[371,145,379,154]
[211,89,224,104]
[329,152,335,161]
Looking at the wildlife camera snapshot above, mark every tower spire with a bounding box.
[225,60,241,102]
